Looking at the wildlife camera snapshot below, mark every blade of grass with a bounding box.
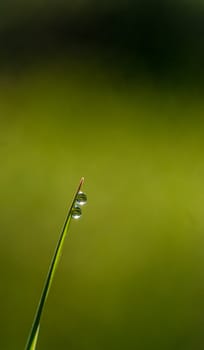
[25,177,85,350]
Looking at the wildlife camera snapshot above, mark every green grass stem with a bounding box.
[25,177,85,350]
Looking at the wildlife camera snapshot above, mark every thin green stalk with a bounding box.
[25,177,85,350]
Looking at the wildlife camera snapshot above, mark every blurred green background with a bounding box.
[1,1,204,349]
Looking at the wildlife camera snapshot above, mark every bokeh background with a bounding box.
[1,1,204,349]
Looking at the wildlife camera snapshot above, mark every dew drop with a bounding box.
[76,191,87,206]
[71,206,82,219]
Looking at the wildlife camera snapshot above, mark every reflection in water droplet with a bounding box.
[76,191,87,206]
[72,206,82,219]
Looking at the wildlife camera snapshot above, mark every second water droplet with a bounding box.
[72,206,82,219]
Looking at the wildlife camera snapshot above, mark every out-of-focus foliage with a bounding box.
[0,0,204,82]
[0,1,204,349]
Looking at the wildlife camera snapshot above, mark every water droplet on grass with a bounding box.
[76,191,87,206]
[72,206,82,219]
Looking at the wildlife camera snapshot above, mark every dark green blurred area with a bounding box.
[1,1,204,349]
